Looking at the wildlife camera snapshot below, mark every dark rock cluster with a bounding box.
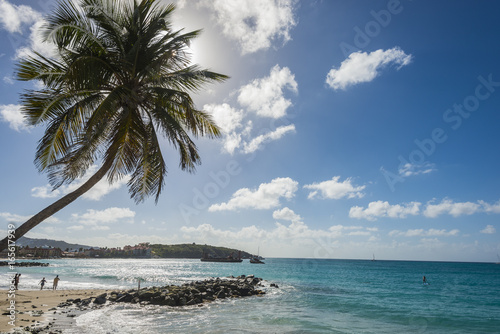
[68,275,272,309]
[0,261,49,267]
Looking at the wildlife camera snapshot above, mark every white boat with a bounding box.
[250,247,265,264]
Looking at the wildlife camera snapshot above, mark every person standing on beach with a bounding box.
[39,277,47,290]
[14,273,20,290]
[53,275,60,290]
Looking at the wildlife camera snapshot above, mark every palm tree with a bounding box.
[0,0,228,251]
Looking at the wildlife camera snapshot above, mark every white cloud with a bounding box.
[304,176,365,200]
[350,198,500,221]
[15,18,58,59]
[398,162,436,177]
[0,212,30,223]
[349,200,421,221]
[209,177,298,211]
[480,200,500,214]
[205,66,298,155]
[389,228,460,237]
[204,103,244,134]
[31,165,130,201]
[0,1,56,59]
[72,207,135,225]
[326,47,412,90]
[0,212,59,224]
[203,103,245,154]
[238,65,298,119]
[0,0,41,33]
[31,185,60,199]
[67,225,85,231]
[221,132,243,155]
[69,207,135,231]
[201,0,296,54]
[0,104,29,131]
[3,76,14,84]
[243,124,296,154]
[181,221,377,258]
[423,199,481,218]
[480,225,496,234]
[273,207,301,222]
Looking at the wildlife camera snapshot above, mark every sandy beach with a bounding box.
[1,289,109,333]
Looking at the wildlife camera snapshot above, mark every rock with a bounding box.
[116,293,133,303]
[32,310,44,317]
[238,287,252,296]
[98,276,265,308]
[108,294,119,301]
[138,291,155,301]
[80,298,92,306]
[96,293,107,299]
[93,296,106,305]
[163,296,177,306]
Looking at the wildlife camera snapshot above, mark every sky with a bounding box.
[1,0,500,262]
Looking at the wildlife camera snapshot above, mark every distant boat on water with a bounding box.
[371,254,376,261]
[250,257,265,264]
[250,247,265,264]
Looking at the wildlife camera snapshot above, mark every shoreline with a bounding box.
[1,275,269,333]
[0,289,109,333]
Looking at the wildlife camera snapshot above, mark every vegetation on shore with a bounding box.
[1,238,253,259]
[150,243,252,259]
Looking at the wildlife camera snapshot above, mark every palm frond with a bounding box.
[16,0,228,205]
[128,121,167,203]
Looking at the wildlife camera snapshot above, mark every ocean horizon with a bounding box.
[2,258,499,333]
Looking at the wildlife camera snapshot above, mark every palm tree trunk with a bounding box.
[0,160,114,251]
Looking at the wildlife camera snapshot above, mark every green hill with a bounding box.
[150,243,252,259]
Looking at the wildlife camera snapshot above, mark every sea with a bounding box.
[1,258,500,333]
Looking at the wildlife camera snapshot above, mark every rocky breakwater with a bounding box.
[64,275,274,311]
[0,261,49,267]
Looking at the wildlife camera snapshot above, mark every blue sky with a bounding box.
[1,0,499,262]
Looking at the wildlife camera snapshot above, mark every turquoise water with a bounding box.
[2,258,500,333]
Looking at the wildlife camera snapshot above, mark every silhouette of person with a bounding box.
[39,277,47,290]
[53,275,60,290]
[14,273,21,290]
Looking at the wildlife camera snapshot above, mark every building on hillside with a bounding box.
[122,243,152,258]
[18,246,62,258]
[83,247,105,258]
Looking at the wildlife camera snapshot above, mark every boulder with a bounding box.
[163,296,177,307]
[93,296,106,305]
[116,293,134,303]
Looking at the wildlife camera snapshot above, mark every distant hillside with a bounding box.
[13,238,253,259]
[151,243,252,259]
[16,237,93,250]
